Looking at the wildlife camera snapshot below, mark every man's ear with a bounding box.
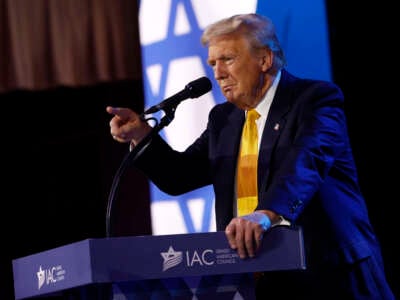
[260,48,273,72]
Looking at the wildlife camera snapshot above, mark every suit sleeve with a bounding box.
[133,131,212,196]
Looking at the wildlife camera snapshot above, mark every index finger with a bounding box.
[225,221,238,250]
[106,106,134,121]
[226,219,248,259]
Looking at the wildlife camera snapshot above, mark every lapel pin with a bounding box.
[274,123,280,131]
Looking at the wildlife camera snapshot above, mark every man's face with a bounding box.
[207,33,270,110]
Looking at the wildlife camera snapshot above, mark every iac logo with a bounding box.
[160,246,183,271]
[37,266,45,290]
[161,246,214,271]
[36,265,66,289]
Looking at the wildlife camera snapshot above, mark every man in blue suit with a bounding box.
[107,13,394,299]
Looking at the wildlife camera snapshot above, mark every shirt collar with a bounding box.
[253,70,281,117]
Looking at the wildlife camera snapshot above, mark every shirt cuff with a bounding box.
[272,215,291,227]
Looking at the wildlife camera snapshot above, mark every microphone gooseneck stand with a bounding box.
[105,107,176,238]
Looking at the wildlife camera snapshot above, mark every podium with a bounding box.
[12,226,305,300]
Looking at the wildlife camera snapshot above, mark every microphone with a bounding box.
[142,76,212,115]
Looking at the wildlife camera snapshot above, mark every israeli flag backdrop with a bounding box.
[138,0,331,235]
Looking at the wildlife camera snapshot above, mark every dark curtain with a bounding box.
[0,0,142,92]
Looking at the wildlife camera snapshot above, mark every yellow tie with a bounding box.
[237,109,260,217]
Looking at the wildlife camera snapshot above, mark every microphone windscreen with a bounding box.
[186,77,212,98]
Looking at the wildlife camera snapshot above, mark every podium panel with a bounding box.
[112,273,256,300]
[12,226,305,300]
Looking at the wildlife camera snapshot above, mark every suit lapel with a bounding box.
[258,70,294,190]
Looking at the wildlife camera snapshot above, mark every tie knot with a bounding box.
[247,109,260,122]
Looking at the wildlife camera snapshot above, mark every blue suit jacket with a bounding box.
[136,69,381,268]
